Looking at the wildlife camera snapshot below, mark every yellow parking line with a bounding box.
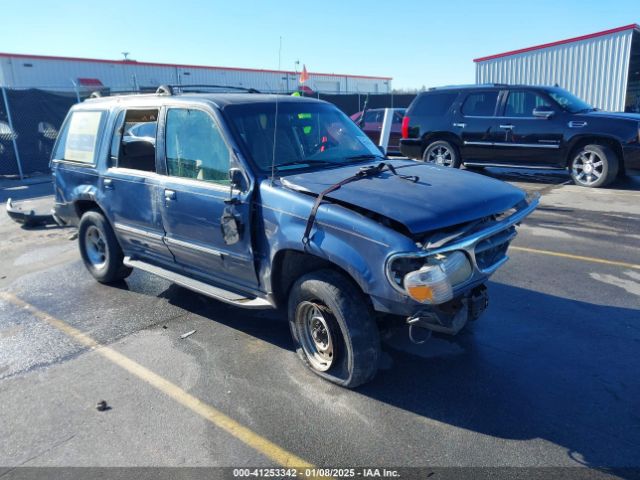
[0,291,315,472]
[510,246,640,270]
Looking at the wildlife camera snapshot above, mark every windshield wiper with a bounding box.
[301,162,418,246]
[345,154,384,161]
[275,160,334,170]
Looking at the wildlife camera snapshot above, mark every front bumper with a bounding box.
[375,194,539,316]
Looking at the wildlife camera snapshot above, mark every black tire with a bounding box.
[569,144,619,188]
[288,269,380,388]
[78,210,132,283]
[422,140,461,168]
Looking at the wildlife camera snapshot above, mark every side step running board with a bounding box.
[124,257,273,309]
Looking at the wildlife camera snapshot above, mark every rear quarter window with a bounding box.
[411,92,458,116]
[54,110,105,164]
[461,91,499,117]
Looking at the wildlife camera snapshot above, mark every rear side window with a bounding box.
[363,110,382,123]
[412,92,457,116]
[461,92,499,116]
[53,110,105,164]
[110,109,158,172]
[392,110,405,124]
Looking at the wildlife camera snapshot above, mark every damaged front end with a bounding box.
[385,193,539,338]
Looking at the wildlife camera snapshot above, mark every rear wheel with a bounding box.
[569,144,618,188]
[422,140,461,168]
[78,210,132,283]
[288,269,380,388]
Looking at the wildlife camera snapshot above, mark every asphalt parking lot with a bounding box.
[0,168,639,479]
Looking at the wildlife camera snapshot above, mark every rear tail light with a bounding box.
[401,116,409,139]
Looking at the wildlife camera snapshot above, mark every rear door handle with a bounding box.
[164,189,176,201]
[499,124,514,130]
[103,178,114,190]
[453,122,466,128]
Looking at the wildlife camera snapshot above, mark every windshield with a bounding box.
[547,88,594,113]
[225,101,383,173]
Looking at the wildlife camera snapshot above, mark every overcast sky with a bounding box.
[0,0,637,89]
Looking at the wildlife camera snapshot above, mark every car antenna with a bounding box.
[270,36,283,185]
[358,93,369,127]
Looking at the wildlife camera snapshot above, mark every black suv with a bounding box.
[400,84,640,188]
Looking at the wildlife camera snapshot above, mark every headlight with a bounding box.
[397,251,472,304]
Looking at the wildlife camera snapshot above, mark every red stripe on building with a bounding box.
[0,52,392,81]
[473,23,640,63]
[77,78,103,86]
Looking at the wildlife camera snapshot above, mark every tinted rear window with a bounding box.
[461,92,499,116]
[412,92,458,116]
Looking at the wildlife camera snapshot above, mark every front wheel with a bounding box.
[288,269,380,388]
[423,140,461,168]
[569,144,618,188]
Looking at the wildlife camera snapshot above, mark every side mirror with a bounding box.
[533,106,555,119]
[229,168,245,190]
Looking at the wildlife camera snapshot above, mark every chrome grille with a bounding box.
[474,226,516,272]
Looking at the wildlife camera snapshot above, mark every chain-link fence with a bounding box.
[0,87,417,178]
[0,88,80,177]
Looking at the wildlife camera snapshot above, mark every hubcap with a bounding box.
[572,150,604,186]
[84,225,107,269]
[296,301,335,371]
[427,146,453,167]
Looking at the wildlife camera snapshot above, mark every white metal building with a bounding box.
[0,52,391,94]
[475,24,640,112]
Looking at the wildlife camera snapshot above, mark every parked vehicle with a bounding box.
[0,121,17,160]
[400,84,640,188]
[51,87,537,387]
[350,108,405,154]
[124,121,157,144]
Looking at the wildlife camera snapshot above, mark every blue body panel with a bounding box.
[102,169,174,267]
[157,174,259,291]
[255,180,419,313]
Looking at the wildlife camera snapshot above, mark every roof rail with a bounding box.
[427,83,511,91]
[155,84,261,95]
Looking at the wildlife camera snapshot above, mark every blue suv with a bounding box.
[51,87,537,387]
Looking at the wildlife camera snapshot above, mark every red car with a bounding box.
[350,108,406,155]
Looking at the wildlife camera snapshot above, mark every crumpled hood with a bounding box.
[281,159,526,234]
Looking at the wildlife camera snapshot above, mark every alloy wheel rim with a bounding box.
[296,301,335,372]
[428,146,454,167]
[572,150,604,186]
[84,225,107,269]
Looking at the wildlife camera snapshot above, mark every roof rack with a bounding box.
[155,84,261,95]
[427,83,510,91]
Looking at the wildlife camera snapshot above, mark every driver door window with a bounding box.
[165,108,230,185]
[505,91,551,117]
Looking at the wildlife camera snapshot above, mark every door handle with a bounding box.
[103,178,114,190]
[499,124,514,130]
[164,189,176,201]
[453,123,466,128]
